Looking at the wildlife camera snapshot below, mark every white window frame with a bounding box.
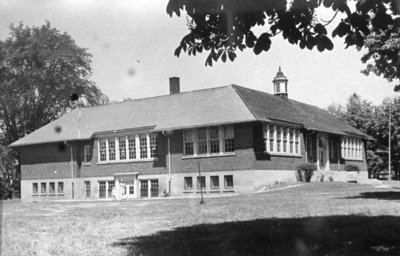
[97,133,158,163]
[341,137,363,160]
[83,145,91,163]
[183,126,235,157]
[263,123,301,156]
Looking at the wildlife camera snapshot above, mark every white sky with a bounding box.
[0,0,398,108]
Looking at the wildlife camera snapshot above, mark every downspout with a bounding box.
[162,131,171,195]
[64,141,74,199]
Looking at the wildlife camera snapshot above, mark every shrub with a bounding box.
[344,164,360,173]
[296,163,317,182]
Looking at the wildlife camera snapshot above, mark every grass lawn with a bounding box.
[1,182,400,256]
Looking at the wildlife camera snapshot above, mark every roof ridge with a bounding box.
[231,84,259,120]
[80,85,234,110]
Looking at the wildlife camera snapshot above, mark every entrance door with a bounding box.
[107,181,114,198]
[99,181,106,199]
[150,180,159,197]
[140,180,148,198]
[319,149,325,170]
[124,185,135,199]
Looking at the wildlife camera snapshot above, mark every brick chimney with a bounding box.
[169,77,180,94]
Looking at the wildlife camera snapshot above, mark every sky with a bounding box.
[0,0,398,109]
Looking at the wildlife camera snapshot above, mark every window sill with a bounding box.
[57,193,65,196]
[32,194,39,197]
[342,158,364,162]
[82,162,92,166]
[265,152,302,158]
[182,152,236,159]
[97,158,157,165]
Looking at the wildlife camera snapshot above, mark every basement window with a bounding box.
[197,176,206,190]
[58,182,64,194]
[184,177,193,190]
[41,182,47,194]
[224,175,234,189]
[210,176,219,189]
[85,181,91,197]
[49,182,55,194]
[32,183,38,195]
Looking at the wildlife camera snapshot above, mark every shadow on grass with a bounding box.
[345,191,400,201]
[112,215,400,256]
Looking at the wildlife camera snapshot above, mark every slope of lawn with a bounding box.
[1,182,400,256]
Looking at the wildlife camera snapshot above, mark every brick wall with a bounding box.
[19,122,310,181]
[167,122,306,174]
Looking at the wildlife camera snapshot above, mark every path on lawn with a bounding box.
[2,182,400,256]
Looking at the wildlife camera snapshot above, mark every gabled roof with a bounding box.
[9,84,367,147]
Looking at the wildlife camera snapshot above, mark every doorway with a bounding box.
[318,136,328,171]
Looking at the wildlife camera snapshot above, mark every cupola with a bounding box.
[273,67,289,99]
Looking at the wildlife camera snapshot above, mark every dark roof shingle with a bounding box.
[10,84,367,147]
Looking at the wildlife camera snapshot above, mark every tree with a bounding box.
[341,93,375,135]
[362,21,400,91]
[0,22,109,197]
[326,102,344,119]
[167,0,399,66]
[0,22,109,145]
[371,98,400,179]
[0,133,17,199]
[327,94,400,179]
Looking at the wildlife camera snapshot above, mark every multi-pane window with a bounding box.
[210,176,219,189]
[209,127,220,154]
[184,177,193,190]
[119,137,126,160]
[329,137,339,162]
[224,126,234,152]
[108,137,116,161]
[184,126,235,156]
[49,182,55,194]
[99,134,158,162]
[150,134,158,158]
[277,127,282,152]
[263,124,301,155]
[84,145,91,163]
[197,176,206,190]
[197,128,208,154]
[140,135,148,159]
[224,175,234,189]
[184,130,194,155]
[41,182,47,194]
[283,128,288,153]
[129,185,134,195]
[289,129,294,153]
[32,183,38,194]
[85,181,91,197]
[99,138,107,162]
[341,137,363,160]
[58,182,64,193]
[128,136,136,160]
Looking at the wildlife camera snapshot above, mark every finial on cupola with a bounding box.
[273,66,289,99]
